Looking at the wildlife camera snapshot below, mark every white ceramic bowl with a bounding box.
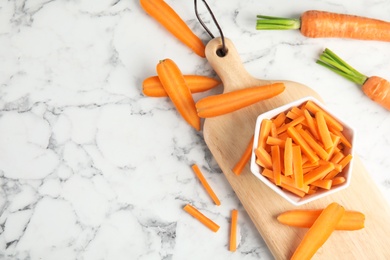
[250,96,355,206]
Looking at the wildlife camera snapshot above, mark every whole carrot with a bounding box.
[140,0,205,57]
[256,10,390,42]
[196,83,285,118]
[156,59,200,130]
[142,75,221,97]
[317,48,390,111]
[291,202,345,260]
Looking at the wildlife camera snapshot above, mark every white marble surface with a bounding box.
[0,0,389,259]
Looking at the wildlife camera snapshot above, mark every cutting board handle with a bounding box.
[205,37,269,92]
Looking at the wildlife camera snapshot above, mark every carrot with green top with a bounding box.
[142,75,220,97]
[156,59,200,130]
[256,10,390,42]
[291,202,345,260]
[195,83,285,118]
[140,0,206,57]
[317,48,390,110]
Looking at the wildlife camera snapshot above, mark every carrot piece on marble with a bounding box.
[191,164,221,206]
[183,204,220,232]
[229,209,238,252]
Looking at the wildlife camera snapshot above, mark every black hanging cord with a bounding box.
[194,0,227,56]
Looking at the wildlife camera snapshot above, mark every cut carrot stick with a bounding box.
[332,176,346,186]
[292,145,304,189]
[183,204,220,232]
[317,48,390,111]
[232,135,254,175]
[290,202,345,260]
[191,164,221,206]
[287,126,319,163]
[284,137,293,176]
[196,83,285,118]
[140,0,206,57]
[256,10,390,42]
[262,168,310,193]
[324,154,352,180]
[272,112,286,128]
[255,147,273,169]
[142,75,220,97]
[271,145,282,185]
[266,136,285,147]
[311,179,332,190]
[277,209,365,230]
[305,100,343,131]
[229,209,238,252]
[315,111,334,150]
[156,59,200,130]
[276,115,305,134]
[298,128,328,160]
[303,109,320,140]
[258,119,273,148]
[303,162,335,185]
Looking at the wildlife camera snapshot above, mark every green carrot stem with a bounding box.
[256,15,300,30]
[316,48,368,85]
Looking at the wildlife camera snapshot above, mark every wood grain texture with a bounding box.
[203,37,390,259]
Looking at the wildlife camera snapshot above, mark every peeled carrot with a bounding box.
[140,0,206,57]
[258,119,273,148]
[232,135,254,175]
[195,83,285,118]
[191,164,221,206]
[156,59,200,130]
[277,209,365,230]
[183,204,220,232]
[142,75,220,97]
[229,209,238,252]
[290,202,345,260]
[317,48,390,110]
[256,10,390,42]
[271,145,282,186]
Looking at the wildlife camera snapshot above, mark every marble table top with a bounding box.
[1,0,389,259]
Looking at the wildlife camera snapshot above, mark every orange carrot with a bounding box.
[142,75,220,97]
[277,209,365,230]
[258,119,273,148]
[311,179,332,190]
[284,137,293,176]
[256,11,390,42]
[290,202,345,260]
[298,128,328,160]
[140,0,206,57]
[266,136,285,147]
[303,162,335,185]
[191,164,221,206]
[255,146,273,169]
[292,145,304,189]
[232,135,254,176]
[287,126,319,163]
[276,115,305,134]
[229,209,238,252]
[317,48,390,110]
[315,111,333,150]
[332,176,346,186]
[271,145,282,185]
[156,59,200,130]
[195,83,285,118]
[183,204,220,232]
[303,109,320,140]
[305,100,343,132]
[272,112,286,128]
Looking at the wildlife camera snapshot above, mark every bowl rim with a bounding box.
[249,96,356,206]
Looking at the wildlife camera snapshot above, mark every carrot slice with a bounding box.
[266,136,285,147]
[276,115,305,134]
[305,100,343,131]
[316,111,334,150]
[277,209,365,230]
[232,135,254,175]
[142,75,220,97]
[303,109,320,140]
[191,164,221,206]
[272,112,286,128]
[156,59,200,130]
[303,162,335,185]
[311,179,332,189]
[290,202,345,260]
[196,83,285,118]
[287,126,319,163]
[298,128,328,160]
[271,145,282,185]
[292,145,304,189]
[332,176,346,186]
[284,137,293,176]
[183,204,220,232]
[255,146,273,169]
[229,209,238,252]
[140,0,206,57]
[258,119,272,148]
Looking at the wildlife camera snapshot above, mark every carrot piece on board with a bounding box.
[156,59,200,130]
[287,126,319,163]
[142,75,220,97]
[258,119,273,148]
[255,146,273,169]
[317,48,390,110]
[183,204,220,232]
[303,162,335,185]
[196,83,285,118]
[232,135,254,175]
[315,111,334,150]
[256,11,390,42]
[191,164,221,206]
[140,0,206,57]
[277,209,365,230]
[292,145,304,189]
[271,145,282,185]
[290,202,345,260]
[229,209,238,252]
[284,137,293,176]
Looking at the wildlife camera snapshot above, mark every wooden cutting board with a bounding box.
[203,37,390,259]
